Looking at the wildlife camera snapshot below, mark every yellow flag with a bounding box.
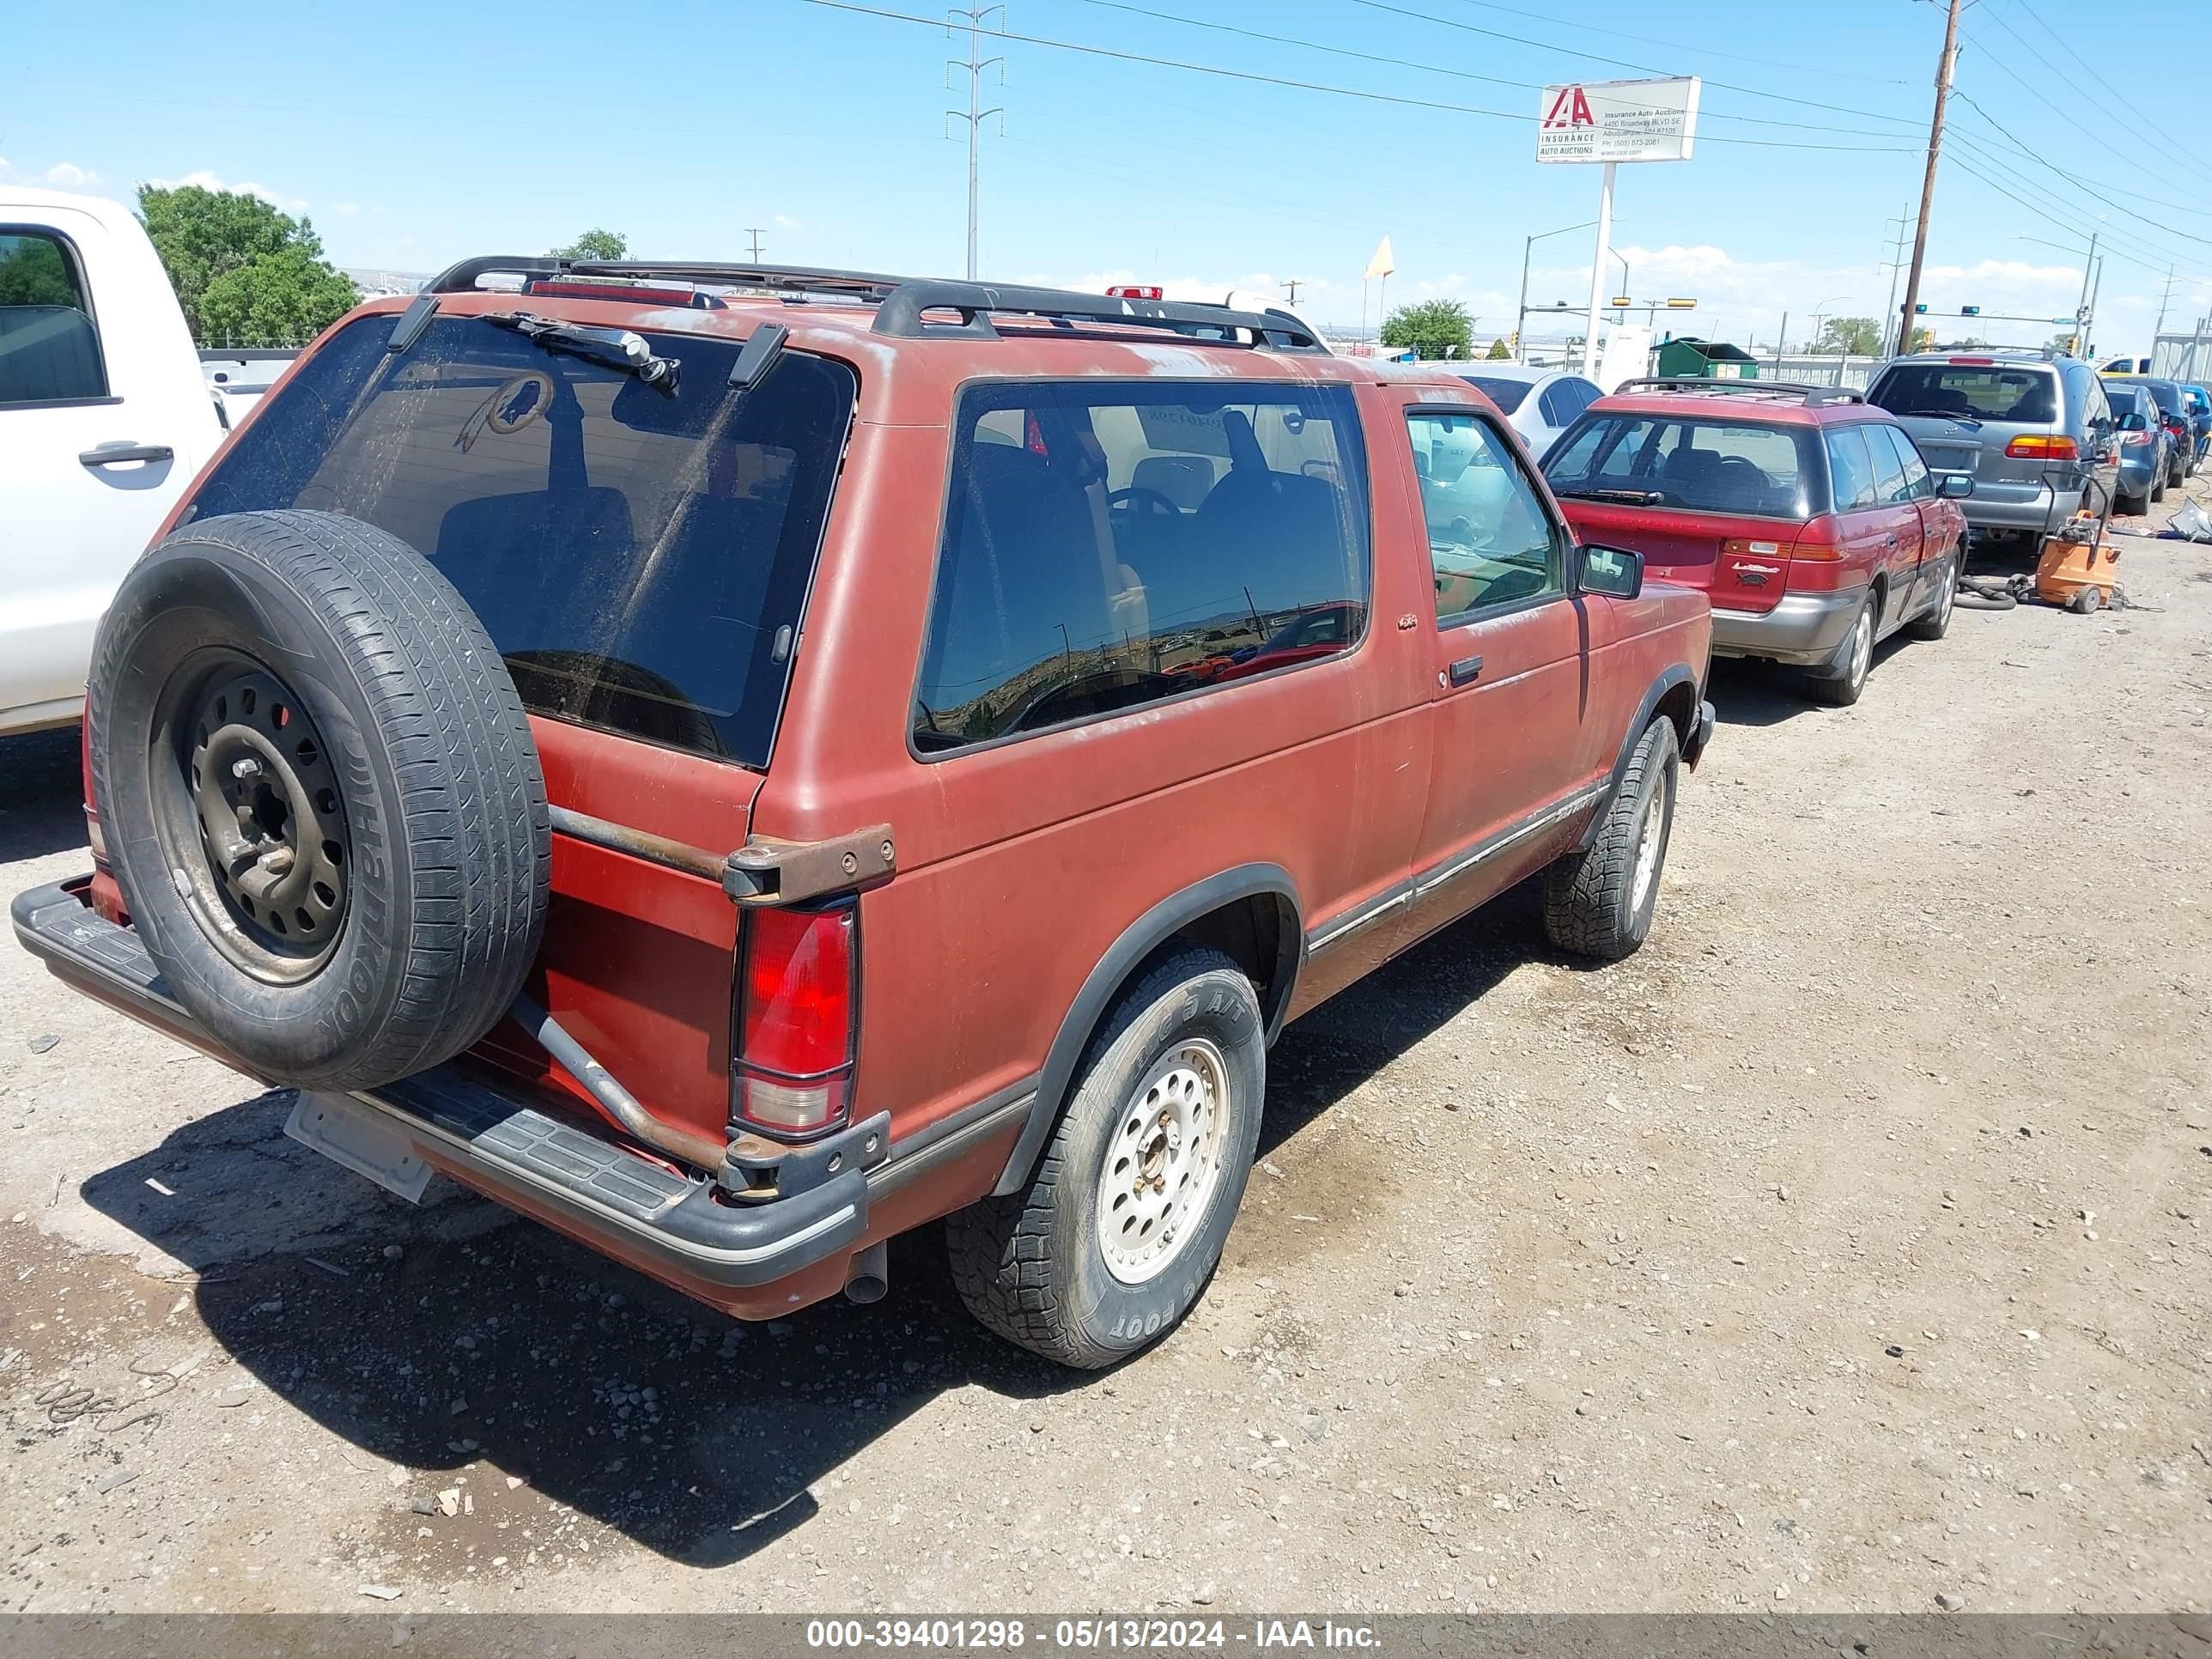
[1364,235,1396,280]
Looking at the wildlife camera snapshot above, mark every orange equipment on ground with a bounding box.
[2033,482,2121,614]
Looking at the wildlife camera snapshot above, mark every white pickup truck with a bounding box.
[0,187,271,735]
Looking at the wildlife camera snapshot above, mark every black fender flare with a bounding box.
[990,863,1302,1196]
[1581,665,1700,850]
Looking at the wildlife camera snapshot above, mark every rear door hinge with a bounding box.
[722,824,896,907]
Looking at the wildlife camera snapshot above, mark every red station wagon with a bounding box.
[15,262,1714,1368]
[1542,380,1972,705]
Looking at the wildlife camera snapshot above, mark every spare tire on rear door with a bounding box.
[88,509,551,1090]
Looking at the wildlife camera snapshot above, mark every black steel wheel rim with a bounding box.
[150,653,351,982]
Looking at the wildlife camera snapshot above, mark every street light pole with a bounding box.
[1516,219,1599,364]
[1895,0,1963,360]
[1583,162,1617,380]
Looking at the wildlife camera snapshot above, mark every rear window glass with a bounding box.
[915,381,1370,753]
[1545,412,1818,519]
[1457,374,1533,413]
[1869,364,2057,422]
[185,313,856,767]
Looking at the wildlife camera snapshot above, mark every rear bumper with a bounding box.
[1708,586,1865,667]
[10,878,1020,1304]
[1961,482,2072,536]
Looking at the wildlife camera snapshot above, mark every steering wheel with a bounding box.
[1107,486,1182,521]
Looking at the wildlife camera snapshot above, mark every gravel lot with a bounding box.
[3,500,2208,1618]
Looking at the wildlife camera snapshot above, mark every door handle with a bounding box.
[1448,654,1484,688]
[79,442,174,468]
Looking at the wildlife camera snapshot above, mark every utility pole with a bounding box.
[743,227,767,264]
[946,6,1004,283]
[1895,0,1962,362]
[1282,278,1303,307]
[2154,264,2175,345]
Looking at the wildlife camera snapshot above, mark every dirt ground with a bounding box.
[2,495,2208,1620]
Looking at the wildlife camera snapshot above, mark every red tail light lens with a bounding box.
[1784,516,1848,591]
[2005,434,2078,459]
[733,905,856,1139]
[1106,284,1164,301]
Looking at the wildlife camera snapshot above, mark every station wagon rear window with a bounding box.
[183,313,855,767]
[1545,413,1819,520]
[1869,363,2057,423]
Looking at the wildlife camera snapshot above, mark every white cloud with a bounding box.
[772,213,802,230]
[43,161,98,186]
[333,202,361,216]
[145,169,307,213]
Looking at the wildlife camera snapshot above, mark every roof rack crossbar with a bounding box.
[873,280,1320,349]
[1612,376,1863,406]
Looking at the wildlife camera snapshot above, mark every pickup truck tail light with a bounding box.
[732,904,857,1140]
[2004,434,2079,459]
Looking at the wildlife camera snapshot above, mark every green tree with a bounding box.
[1484,336,1513,361]
[1810,315,1881,356]
[1382,298,1474,360]
[138,183,357,344]
[200,243,360,348]
[0,235,79,307]
[550,228,629,261]
[2046,331,2080,355]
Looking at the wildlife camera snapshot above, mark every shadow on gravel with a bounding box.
[72,880,1550,1571]
[1705,638,1912,729]
[0,726,89,863]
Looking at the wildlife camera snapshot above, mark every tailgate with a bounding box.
[1562,501,1789,613]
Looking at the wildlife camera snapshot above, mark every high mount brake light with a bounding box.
[523,279,720,309]
[732,905,857,1139]
[1106,284,1164,301]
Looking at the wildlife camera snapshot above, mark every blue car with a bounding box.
[2104,383,2172,514]
[2183,384,2212,465]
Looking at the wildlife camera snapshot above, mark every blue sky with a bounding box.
[8,0,2211,352]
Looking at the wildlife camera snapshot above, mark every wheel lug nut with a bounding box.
[231,757,263,781]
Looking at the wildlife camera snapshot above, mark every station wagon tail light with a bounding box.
[1784,517,1848,590]
[2005,434,2078,459]
[732,904,856,1139]
[1948,356,1996,366]
[1106,285,1164,301]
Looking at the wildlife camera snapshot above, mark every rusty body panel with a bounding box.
[40,280,1714,1325]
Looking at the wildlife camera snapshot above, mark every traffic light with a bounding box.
[1960,305,1980,316]
[1914,302,1929,313]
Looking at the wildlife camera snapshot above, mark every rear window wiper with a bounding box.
[486,312,680,395]
[1894,409,1980,425]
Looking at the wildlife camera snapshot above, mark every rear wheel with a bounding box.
[88,509,550,1089]
[1804,593,1876,707]
[947,948,1265,1369]
[2153,469,2167,504]
[1905,556,1956,641]
[1541,717,1679,962]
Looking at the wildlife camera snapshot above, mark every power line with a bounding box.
[743,226,767,261]
[1350,0,1926,129]
[797,0,1923,152]
[1421,0,1911,82]
[1067,0,1918,139]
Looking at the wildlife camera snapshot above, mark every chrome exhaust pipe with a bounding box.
[844,1241,889,1304]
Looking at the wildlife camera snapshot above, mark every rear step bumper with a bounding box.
[10,878,882,1292]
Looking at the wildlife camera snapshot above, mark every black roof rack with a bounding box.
[418,258,1323,351]
[1611,376,1863,407]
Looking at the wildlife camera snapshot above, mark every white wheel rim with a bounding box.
[1937,574,1954,626]
[1849,607,1873,686]
[1631,767,1669,911]
[1096,1037,1231,1285]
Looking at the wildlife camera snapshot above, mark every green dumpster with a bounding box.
[1653,337,1760,380]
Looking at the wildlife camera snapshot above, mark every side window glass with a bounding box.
[1885,424,1933,499]
[914,383,1371,752]
[0,231,106,404]
[1826,425,1880,511]
[1537,383,1567,427]
[1408,410,1564,622]
[1562,379,1598,421]
[1865,423,1911,504]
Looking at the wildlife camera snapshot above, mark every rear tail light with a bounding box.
[1784,516,1850,591]
[732,904,857,1139]
[2123,429,2154,447]
[2005,434,2079,459]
